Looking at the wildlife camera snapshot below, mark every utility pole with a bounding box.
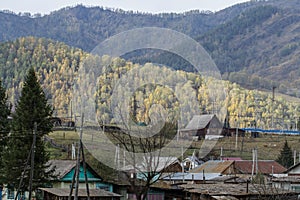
[235,117,238,151]
[272,86,276,129]
[220,147,223,161]
[28,122,37,200]
[69,114,90,200]
[294,150,297,166]
[15,143,33,200]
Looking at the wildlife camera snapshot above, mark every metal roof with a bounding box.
[181,183,298,196]
[235,160,287,174]
[242,128,300,135]
[47,160,102,181]
[184,114,216,130]
[39,188,122,197]
[48,160,78,179]
[121,156,181,172]
[162,172,221,181]
[285,162,300,173]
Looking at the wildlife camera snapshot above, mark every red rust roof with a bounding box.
[234,160,286,174]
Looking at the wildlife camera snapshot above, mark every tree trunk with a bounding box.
[136,193,142,200]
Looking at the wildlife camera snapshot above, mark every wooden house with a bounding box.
[118,157,182,200]
[47,160,114,191]
[180,114,223,140]
[271,163,300,193]
[272,176,300,193]
[0,160,116,200]
[285,162,300,176]
[189,160,235,175]
[181,183,299,200]
[234,160,287,176]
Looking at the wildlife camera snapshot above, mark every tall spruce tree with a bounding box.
[0,79,11,184]
[276,140,294,169]
[2,68,54,193]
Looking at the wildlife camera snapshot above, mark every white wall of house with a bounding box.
[288,165,300,175]
[273,182,300,192]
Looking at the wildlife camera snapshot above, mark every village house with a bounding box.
[182,151,204,171]
[234,160,287,177]
[117,157,183,200]
[47,160,114,191]
[180,114,223,140]
[285,162,300,176]
[37,160,121,200]
[271,162,300,193]
[121,156,183,174]
[181,183,299,200]
[189,160,235,175]
[1,160,119,200]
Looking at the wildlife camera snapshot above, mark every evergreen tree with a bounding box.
[276,140,294,168]
[2,68,54,193]
[0,79,11,183]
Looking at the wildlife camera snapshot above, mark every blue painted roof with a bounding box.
[242,128,300,135]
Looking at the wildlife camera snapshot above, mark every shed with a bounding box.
[222,128,245,137]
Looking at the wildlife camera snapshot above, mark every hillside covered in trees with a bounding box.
[0,0,300,96]
[199,4,300,96]
[0,37,299,130]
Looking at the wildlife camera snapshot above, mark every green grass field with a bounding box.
[47,130,300,161]
[45,130,300,181]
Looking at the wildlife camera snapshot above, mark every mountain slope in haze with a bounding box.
[199,3,300,96]
[0,0,280,52]
[0,6,226,52]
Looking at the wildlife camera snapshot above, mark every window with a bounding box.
[291,185,300,192]
[7,187,14,199]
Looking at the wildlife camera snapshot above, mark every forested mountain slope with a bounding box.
[0,0,300,96]
[199,4,300,96]
[0,37,299,129]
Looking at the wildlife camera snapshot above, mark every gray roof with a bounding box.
[39,188,122,197]
[184,114,216,130]
[121,157,181,172]
[47,160,102,181]
[48,160,77,179]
